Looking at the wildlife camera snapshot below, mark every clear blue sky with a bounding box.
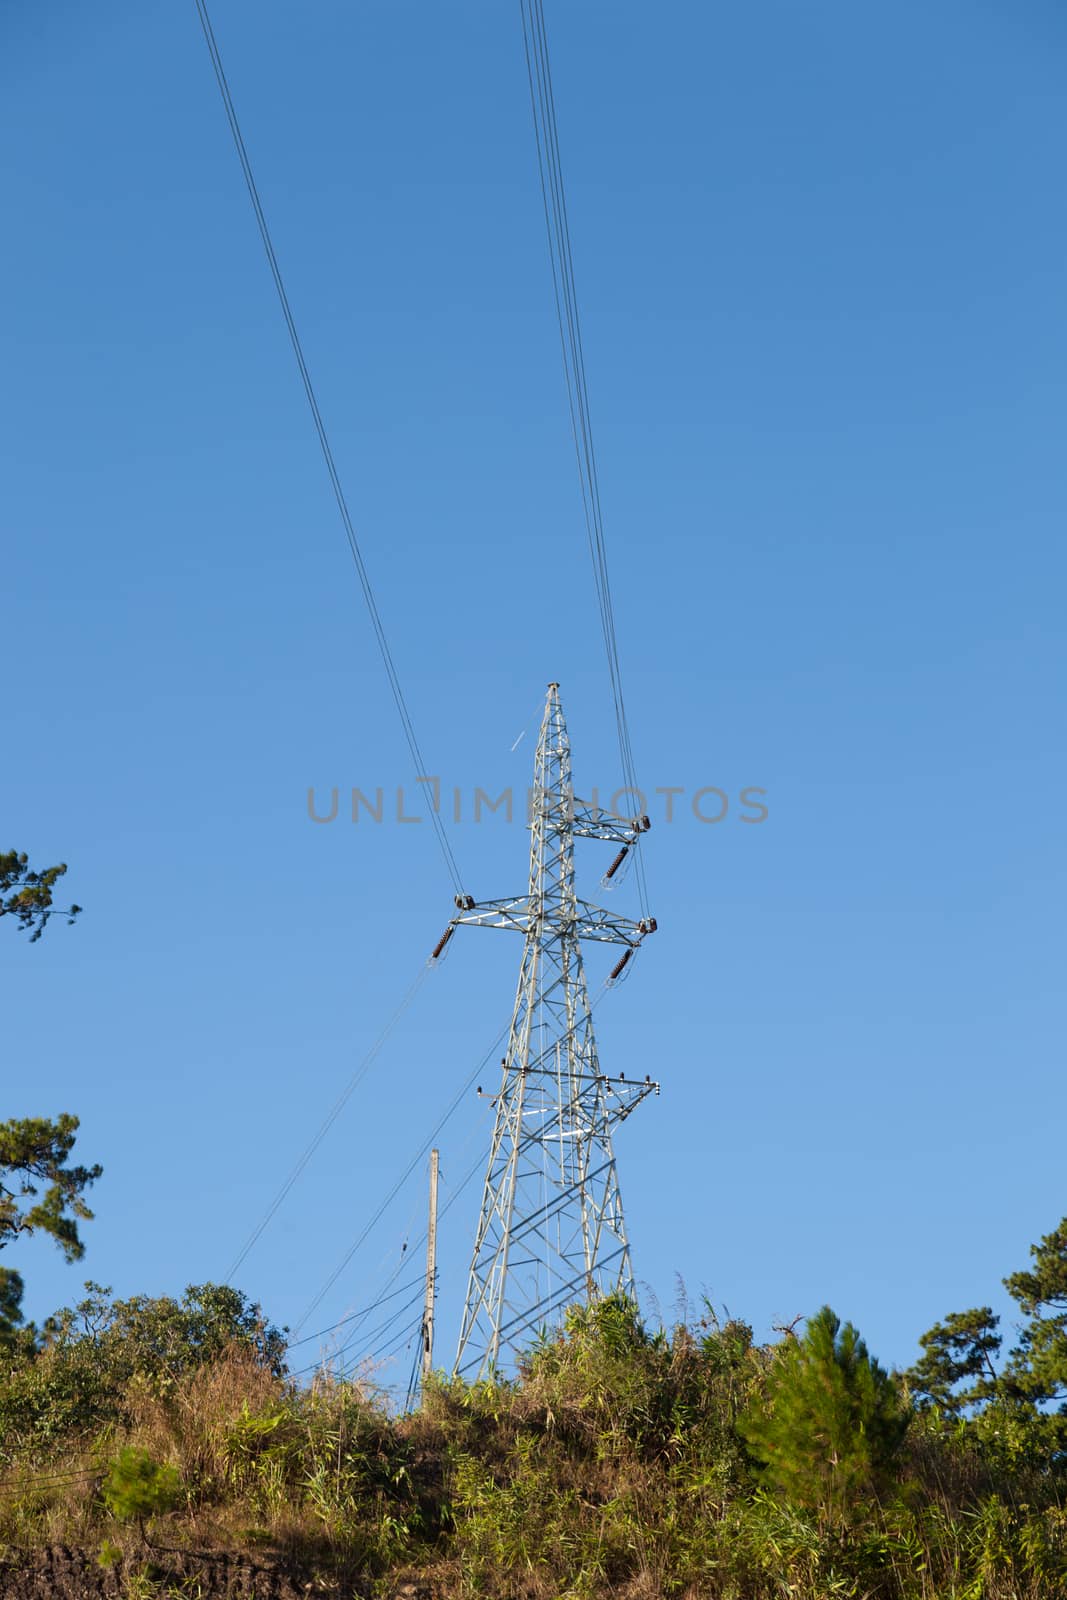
[4,0,1065,1381]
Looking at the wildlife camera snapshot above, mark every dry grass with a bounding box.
[2,1318,1067,1598]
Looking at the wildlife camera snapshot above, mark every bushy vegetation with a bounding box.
[1,1086,1065,1593]
[2,1273,1067,1597]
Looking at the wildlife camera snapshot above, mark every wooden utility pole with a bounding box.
[422,1149,439,1386]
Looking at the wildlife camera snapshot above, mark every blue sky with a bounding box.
[3,0,1065,1381]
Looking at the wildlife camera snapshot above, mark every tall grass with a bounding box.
[1,1300,1065,1597]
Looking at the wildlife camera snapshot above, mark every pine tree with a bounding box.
[0,1116,102,1262]
[0,1267,25,1348]
[905,1307,1002,1414]
[908,1217,1067,1465]
[2,856,98,1339]
[0,851,81,941]
[102,1447,181,1542]
[741,1306,908,1523]
[1001,1218,1067,1453]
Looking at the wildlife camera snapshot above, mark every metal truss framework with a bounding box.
[434,684,658,1377]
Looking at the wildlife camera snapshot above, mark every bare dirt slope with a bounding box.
[0,1546,437,1599]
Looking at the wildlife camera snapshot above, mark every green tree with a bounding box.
[40,1280,287,1379]
[0,1115,102,1261]
[909,1218,1067,1464]
[905,1307,1002,1415]
[102,1447,181,1541]
[2,855,92,1336]
[0,1283,286,1458]
[0,1268,25,1348]
[741,1306,909,1523]
[0,1115,102,1340]
[1002,1218,1067,1443]
[0,851,81,941]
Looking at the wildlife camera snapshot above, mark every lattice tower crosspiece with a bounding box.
[431,684,658,1377]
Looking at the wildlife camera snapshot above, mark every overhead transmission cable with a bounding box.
[341,1287,426,1370]
[294,978,615,1358]
[375,1311,425,1367]
[404,1331,424,1412]
[192,0,470,1286]
[334,1143,484,1373]
[519,0,649,916]
[225,964,431,1284]
[292,1012,514,1334]
[191,0,463,895]
[192,0,650,1344]
[288,1285,426,1383]
[286,1273,427,1354]
[0,1465,103,1496]
[287,1140,487,1378]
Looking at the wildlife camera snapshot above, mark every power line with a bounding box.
[290,1284,424,1380]
[191,0,463,894]
[374,1310,426,1367]
[339,1147,486,1366]
[0,1465,102,1496]
[288,982,621,1369]
[287,1280,425,1382]
[338,1286,425,1370]
[286,1140,488,1381]
[225,962,432,1284]
[285,1274,427,1353]
[291,1076,506,1365]
[191,0,472,1301]
[404,1324,425,1412]
[518,0,649,915]
[191,0,654,1368]
[292,1013,514,1334]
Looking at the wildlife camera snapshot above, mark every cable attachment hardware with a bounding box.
[604,846,629,881]
[607,947,634,984]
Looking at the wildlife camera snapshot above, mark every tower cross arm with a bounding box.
[572,899,657,948]
[451,895,532,933]
[431,896,657,957]
[569,799,650,845]
[429,895,532,959]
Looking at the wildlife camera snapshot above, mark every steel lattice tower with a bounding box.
[432,684,658,1377]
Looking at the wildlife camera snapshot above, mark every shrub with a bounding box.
[102,1447,181,1536]
[0,1281,284,1466]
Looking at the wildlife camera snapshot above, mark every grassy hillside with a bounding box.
[2,1285,1066,1598]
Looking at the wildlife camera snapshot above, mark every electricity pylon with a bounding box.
[431,683,658,1377]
